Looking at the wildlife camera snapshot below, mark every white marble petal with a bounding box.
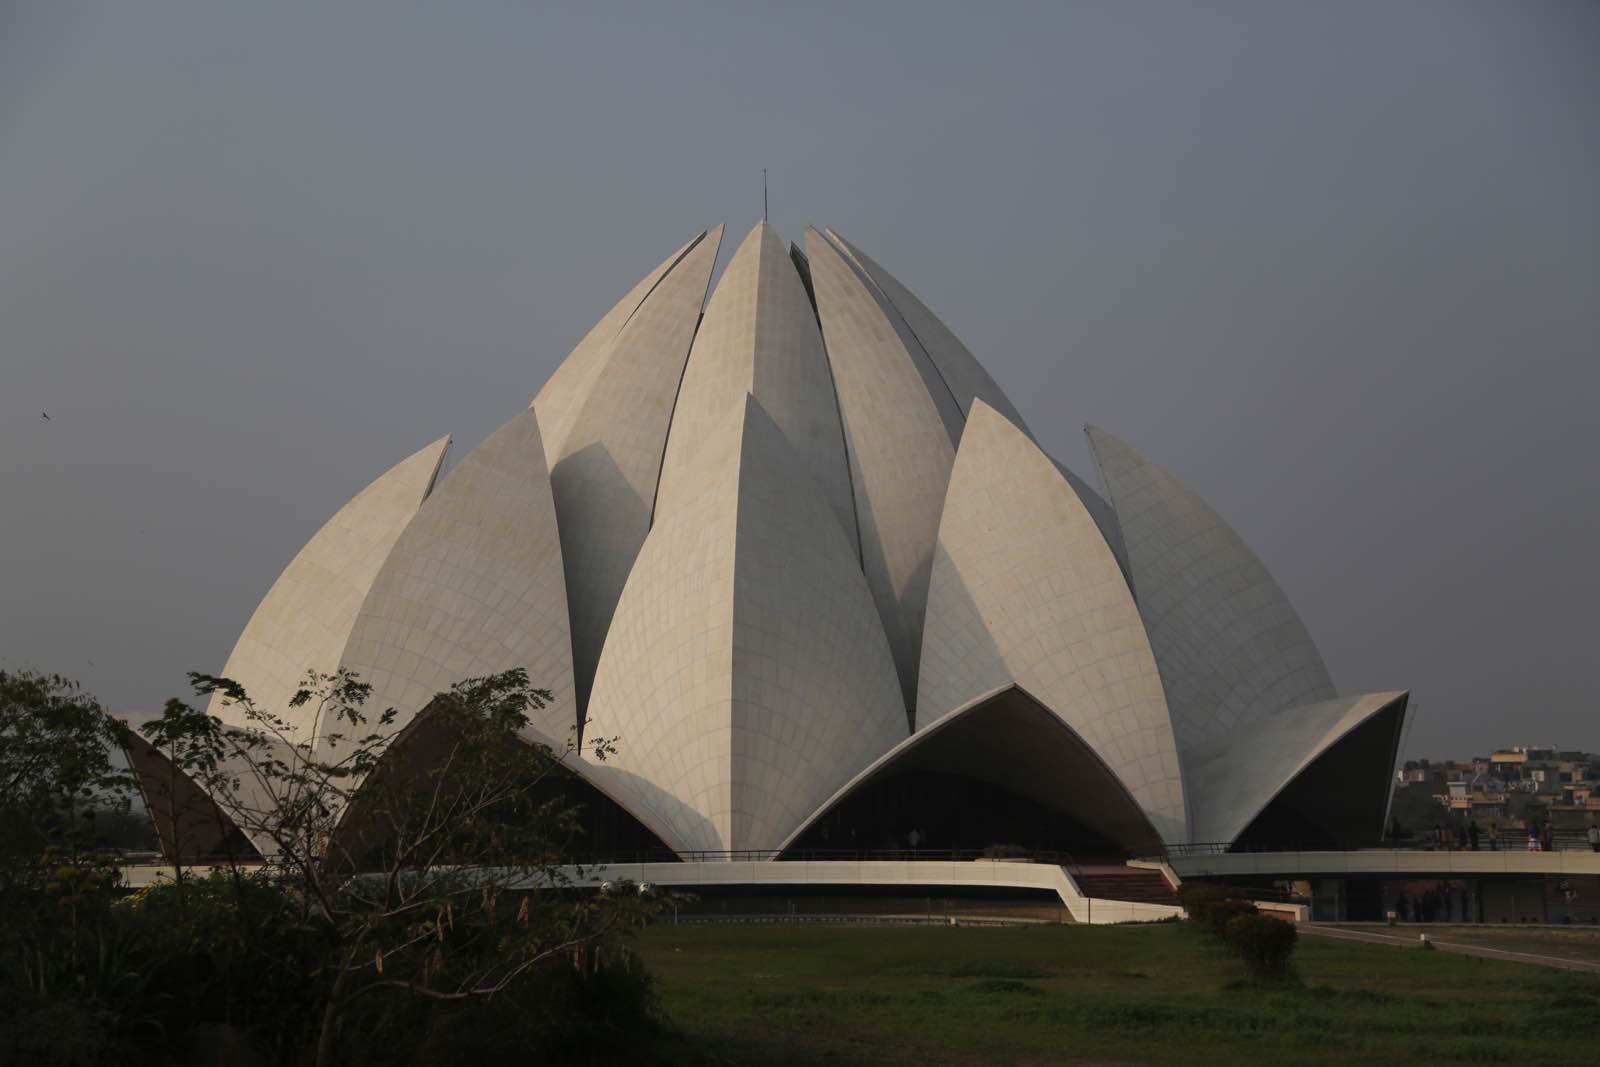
[655,222,858,552]
[826,229,1031,435]
[1087,426,1336,754]
[207,436,449,735]
[1052,457,1131,587]
[804,226,963,713]
[918,402,1186,842]
[338,408,576,743]
[583,396,906,852]
[779,684,1166,857]
[1184,691,1409,846]
[532,231,705,465]
[548,226,724,717]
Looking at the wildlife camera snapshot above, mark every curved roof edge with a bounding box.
[775,682,1166,858]
[549,225,725,719]
[803,226,961,709]
[337,407,576,746]
[1086,425,1336,754]
[809,227,965,441]
[207,434,451,737]
[918,400,1185,841]
[582,394,906,852]
[1051,456,1131,588]
[532,229,708,464]
[823,227,1032,437]
[1184,690,1410,847]
[119,718,300,861]
[319,697,695,861]
[654,221,857,551]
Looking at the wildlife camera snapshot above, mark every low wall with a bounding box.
[1169,849,1600,881]
[118,859,1188,925]
[553,859,1183,925]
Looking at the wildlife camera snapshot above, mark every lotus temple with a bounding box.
[123,219,1431,921]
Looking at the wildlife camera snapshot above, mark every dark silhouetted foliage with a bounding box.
[1224,912,1298,981]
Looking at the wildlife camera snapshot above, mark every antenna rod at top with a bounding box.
[763,168,768,221]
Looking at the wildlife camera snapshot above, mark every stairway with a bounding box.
[1069,864,1180,905]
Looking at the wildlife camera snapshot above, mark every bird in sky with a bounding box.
[41,412,50,421]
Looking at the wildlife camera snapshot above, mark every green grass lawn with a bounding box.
[637,921,1600,1066]
[1345,924,1600,965]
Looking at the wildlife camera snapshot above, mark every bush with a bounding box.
[117,872,328,1052]
[0,872,326,1066]
[1176,882,1235,920]
[1225,913,1297,982]
[1178,884,1256,938]
[1177,882,1300,981]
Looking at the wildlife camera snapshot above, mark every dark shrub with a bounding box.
[1205,898,1258,939]
[119,872,327,1053]
[1225,913,1297,982]
[1177,883,1235,919]
[1178,883,1256,938]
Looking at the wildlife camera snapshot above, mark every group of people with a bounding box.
[1417,819,1581,852]
[1394,885,1456,922]
[1425,821,1482,850]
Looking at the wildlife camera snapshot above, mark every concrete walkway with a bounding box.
[1299,923,1600,974]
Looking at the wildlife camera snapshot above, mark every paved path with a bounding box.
[1300,923,1600,974]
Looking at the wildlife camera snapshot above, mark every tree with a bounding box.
[0,669,131,892]
[0,671,143,1064]
[150,667,661,1066]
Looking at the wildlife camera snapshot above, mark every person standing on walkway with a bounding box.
[1488,822,1500,851]
[1586,821,1599,852]
[1528,821,1541,852]
[1540,821,1554,853]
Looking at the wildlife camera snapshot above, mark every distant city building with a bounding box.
[1397,740,1597,841]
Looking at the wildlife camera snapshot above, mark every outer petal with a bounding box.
[825,229,1031,435]
[531,230,705,464]
[120,728,260,862]
[1051,458,1131,586]
[780,685,1165,857]
[583,395,907,852]
[549,226,724,716]
[206,435,450,734]
[338,408,575,742]
[1087,426,1336,753]
[804,226,961,712]
[918,401,1186,842]
[1184,691,1410,847]
[327,699,693,861]
[655,222,858,552]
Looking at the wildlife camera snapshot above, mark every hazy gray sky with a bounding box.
[2,1,1596,759]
